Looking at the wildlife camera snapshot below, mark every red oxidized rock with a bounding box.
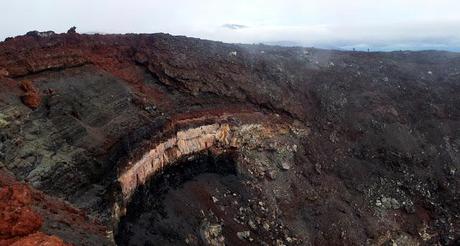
[20,80,41,109]
[0,176,73,246]
[10,232,70,246]
[0,185,41,232]
[0,68,8,77]
[0,184,43,240]
[0,169,106,245]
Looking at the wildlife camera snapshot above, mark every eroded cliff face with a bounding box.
[0,31,459,245]
[118,123,232,198]
[115,119,304,219]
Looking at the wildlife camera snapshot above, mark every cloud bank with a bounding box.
[1,0,459,51]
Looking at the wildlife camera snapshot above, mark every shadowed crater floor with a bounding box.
[115,151,246,245]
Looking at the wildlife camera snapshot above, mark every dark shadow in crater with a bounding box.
[115,150,240,246]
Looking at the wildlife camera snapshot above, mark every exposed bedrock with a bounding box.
[113,120,298,220]
[0,31,459,245]
[117,123,233,200]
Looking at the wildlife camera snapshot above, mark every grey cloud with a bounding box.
[221,24,248,30]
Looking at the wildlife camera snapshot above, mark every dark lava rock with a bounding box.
[0,31,459,245]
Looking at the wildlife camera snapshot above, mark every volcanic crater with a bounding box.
[0,30,459,245]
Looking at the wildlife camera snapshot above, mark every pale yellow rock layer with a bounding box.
[118,123,235,199]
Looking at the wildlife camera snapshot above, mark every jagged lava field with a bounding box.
[0,30,459,245]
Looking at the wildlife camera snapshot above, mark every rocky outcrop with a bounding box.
[0,169,110,245]
[114,113,296,216]
[19,80,41,109]
[0,68,8,77]
[117,123,233,199]
[0,184,43,244]
[0,178,68,245]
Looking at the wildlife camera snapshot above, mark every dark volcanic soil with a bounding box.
[0,30,459,245]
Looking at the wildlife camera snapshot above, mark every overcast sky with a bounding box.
[1,0,460,51]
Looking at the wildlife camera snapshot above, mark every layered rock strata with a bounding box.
[117,123,233,199]
[114,119,293,218]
